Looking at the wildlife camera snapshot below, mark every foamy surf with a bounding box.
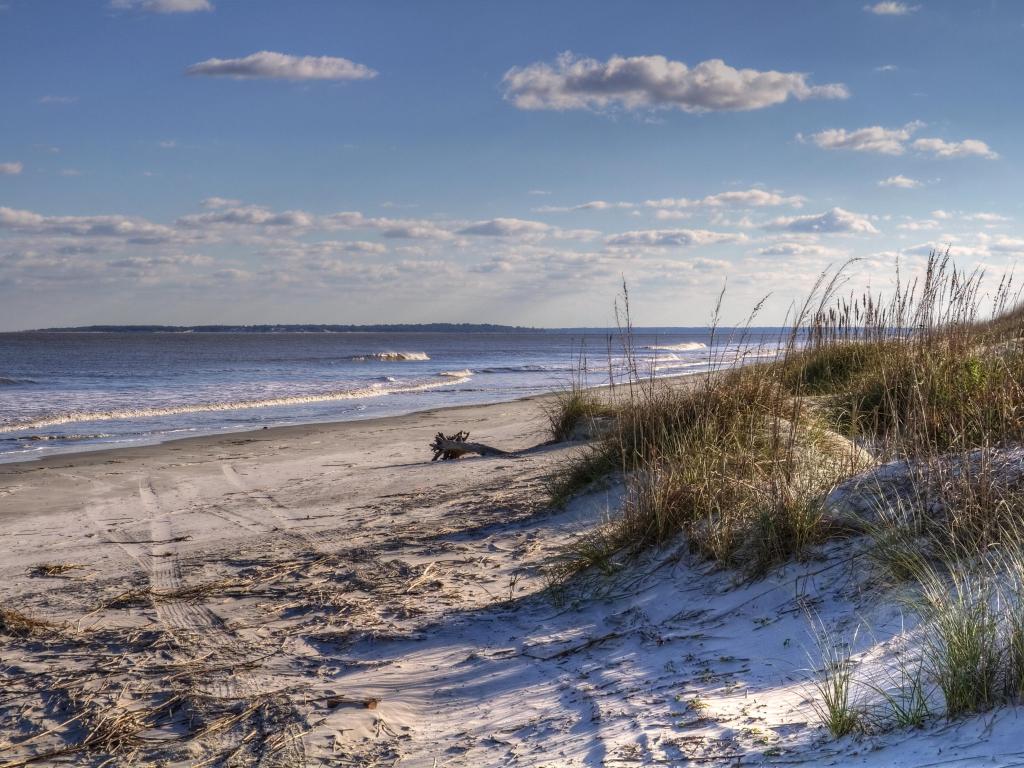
[0,373,470,433]
[644,342,707,352]
[350,351,431,361]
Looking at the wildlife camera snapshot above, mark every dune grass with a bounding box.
[543,250,1024,728]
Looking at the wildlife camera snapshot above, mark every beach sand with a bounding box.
[3,392,1023,766]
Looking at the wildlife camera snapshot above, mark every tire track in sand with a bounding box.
[86,476,308,766]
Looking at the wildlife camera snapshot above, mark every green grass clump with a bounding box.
[811,629,864,737]
[544,384,614,443]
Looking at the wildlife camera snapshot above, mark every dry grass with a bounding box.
[542,251,1024,728]
[0,607,57,638]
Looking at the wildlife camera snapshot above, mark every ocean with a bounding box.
[0,329,781,462]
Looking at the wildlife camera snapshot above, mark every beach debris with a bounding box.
[430,431,510,461]
[28,562,84,578]
[0,607,57,638]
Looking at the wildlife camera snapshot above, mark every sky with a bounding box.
[1,0,1022,330]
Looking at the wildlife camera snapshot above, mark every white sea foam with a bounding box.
[0,374,469,433]
[440,369,473,378]
[351,351,431,362]
[644,342,707,352]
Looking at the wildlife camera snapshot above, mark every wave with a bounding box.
[0,373,470,434]
[23,433,115,442]
[0,377,36,386]
[439,369,472,378]
[349,351,430,362]
[643,342,707,352]
[478,364,572,374]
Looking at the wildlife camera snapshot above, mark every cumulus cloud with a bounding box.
[606,228,745,247]
[200,196,241,209]
[758,241,846,258]
[502,52,848,113]
[457,218,550,237]
[186,51,377,81]
[864,2,919,15]
[177,205,314,228]
[375,220,452,240]
[801,122,923,155]
[878,175,922,188]
[0,162,22,175]
[767,207,879,234]
[0,206,178,242]
[534,200,635,213]
[645,188,805,210]
[804,122,997,159]
[110,0,212,12]
[911,137,998,159]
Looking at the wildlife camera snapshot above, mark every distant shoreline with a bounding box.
[11,324,790,334]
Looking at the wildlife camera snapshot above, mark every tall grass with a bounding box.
[542,250,1024,728]
[549,250,1024,577]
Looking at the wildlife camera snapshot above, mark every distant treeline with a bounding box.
[36,323,536,334]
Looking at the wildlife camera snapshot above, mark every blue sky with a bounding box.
[1,0,1021,330]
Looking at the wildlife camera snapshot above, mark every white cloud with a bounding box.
[0,162,22,175]
[875,64,899,72]
[804,122,997,159]
[802,121,923,155]
[988,237,1024,254]
[535,200,635,213]
[376,220,452,240]
[38,95,77,105]
[932,209,953,220]
[528,189,552,196]
[768,207,879,234]
[645,188,805,210]
[606,228,745,247]
[177,205,314,228]
[878,175,922,188]
[864,2,919,15]
[898,219,939,231]
[758,241,846,258]
[502,52,848,113]
[457,218,550,237]
[186,51,377,81]
[965,212,1010,223]
[200,196,241,209]
[110,0,212,12]
[159,139,177,149]
[0,206,178,241]
[911,137,998,159]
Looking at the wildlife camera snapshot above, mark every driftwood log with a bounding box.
[430,431,510,461]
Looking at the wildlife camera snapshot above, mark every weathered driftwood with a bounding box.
[430,431,510,461]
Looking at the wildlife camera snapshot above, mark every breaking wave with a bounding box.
[0,373,470,434]
[440,369,472,378]
[349,351,430,362]
[478,364,572,374]
[643,342,707,352]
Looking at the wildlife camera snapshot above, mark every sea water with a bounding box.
[0,329,782,462]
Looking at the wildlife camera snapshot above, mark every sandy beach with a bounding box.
[3,391,1024,767]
